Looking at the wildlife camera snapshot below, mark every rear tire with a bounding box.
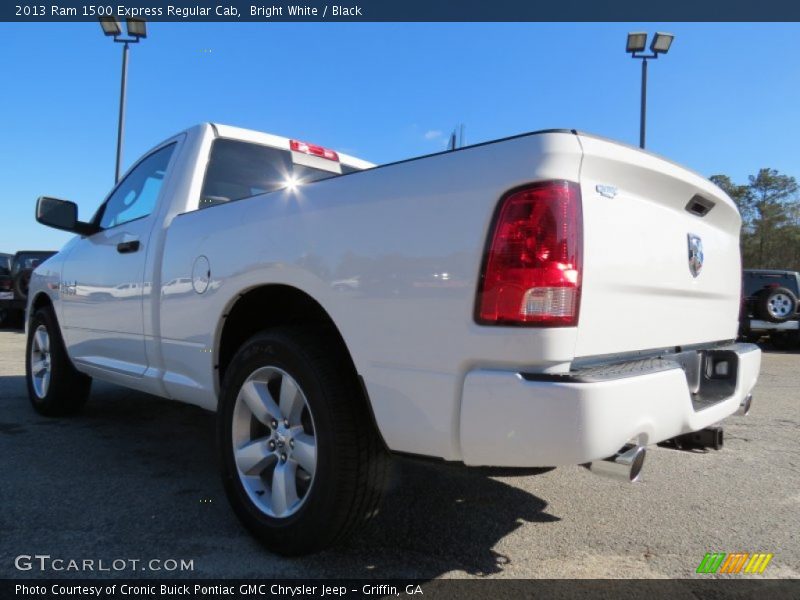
[756,287,798,323]
[25,306,92,416]
[218,327,388,555]
[14,271,31,301]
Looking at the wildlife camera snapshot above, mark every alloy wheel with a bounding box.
[30,325,51,398]
[768,293,794,319]
[231,366,317,518]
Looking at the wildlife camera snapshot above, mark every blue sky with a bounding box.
[1,22,798,252]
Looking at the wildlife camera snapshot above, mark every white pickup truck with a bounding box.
[28,124,760,555]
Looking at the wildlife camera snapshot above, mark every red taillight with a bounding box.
[290,139,339,162]
[0,280,10,291]
[476,181,583,326]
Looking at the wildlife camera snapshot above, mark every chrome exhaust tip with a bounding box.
[736,394,753,416]
[585,444,646,483]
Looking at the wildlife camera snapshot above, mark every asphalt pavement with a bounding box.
[0,328,798,579]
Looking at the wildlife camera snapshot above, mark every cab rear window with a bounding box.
[199,139,357,209]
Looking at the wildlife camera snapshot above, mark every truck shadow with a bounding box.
[0,375,558,579]
[323,460,559,577]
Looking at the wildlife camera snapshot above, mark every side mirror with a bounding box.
[36,197,98,236]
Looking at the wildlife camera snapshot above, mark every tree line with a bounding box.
[710,169,800,272]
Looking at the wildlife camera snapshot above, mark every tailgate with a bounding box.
[574,134,742,357]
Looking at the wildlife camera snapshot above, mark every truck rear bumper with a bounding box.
[459,343,761,467]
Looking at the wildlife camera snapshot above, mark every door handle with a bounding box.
[116,240,140,254]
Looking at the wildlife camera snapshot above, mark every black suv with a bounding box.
[0,250,56,328]
[740,269,800,349]
[0,253,13,326]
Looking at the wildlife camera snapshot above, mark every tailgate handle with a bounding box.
[116,240,140,254]
[686,195,715,217]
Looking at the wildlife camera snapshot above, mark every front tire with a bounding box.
[218,327,387,555]
[25,306,92,416]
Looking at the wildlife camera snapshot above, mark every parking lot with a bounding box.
[0,328,797,579]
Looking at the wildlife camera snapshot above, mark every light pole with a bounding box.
[626,31,674,149]
[99,17,147,183]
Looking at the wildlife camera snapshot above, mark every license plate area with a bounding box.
[674,349,738,410]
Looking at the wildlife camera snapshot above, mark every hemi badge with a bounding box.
[596,184,618,198]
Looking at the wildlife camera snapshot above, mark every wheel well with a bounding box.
[31,292,53,314]
[217,285,355,388]
[217,285,388,451]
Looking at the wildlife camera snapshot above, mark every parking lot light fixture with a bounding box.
[98,18,147,183]
[125,18,147,39]
[626,32,647,53]
[626,31,675,149]
[99,17,121,37]
[651,32,674,54]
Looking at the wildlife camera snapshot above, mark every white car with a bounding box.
[27,124,760,555]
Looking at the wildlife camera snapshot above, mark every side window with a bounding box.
[98,143,176,229]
